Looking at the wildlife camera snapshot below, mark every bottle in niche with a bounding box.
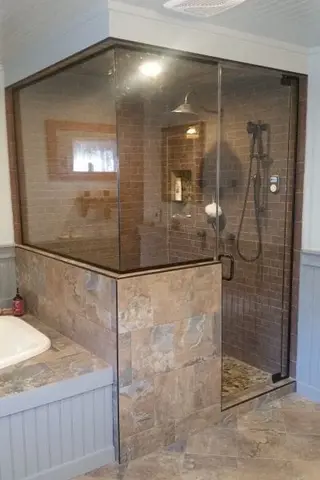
[13,288,24,317]
[174,177,182,202]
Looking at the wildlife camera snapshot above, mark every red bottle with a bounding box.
[13,288,24,317]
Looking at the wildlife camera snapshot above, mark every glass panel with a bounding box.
[16,50,120,270]
[219,65,296,407]
[16,46,221,272]
[115,47,220,271]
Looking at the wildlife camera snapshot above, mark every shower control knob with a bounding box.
[269,175,280,194]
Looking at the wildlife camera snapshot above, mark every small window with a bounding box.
[72,139,116,173]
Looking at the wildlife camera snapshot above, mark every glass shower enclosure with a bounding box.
[13,40,298,407]
[219,66,297,407]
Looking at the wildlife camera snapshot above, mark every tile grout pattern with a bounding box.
[74,393,320,479]
[117,263,222,462]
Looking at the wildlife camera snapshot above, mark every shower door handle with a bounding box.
[218,253,235,281]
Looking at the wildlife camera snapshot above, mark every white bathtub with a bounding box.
[0,316,51,369]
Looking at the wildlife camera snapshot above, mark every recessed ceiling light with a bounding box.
[139,61,162,78]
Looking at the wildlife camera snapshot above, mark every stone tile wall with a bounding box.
[117,262,221,462]
[16,248,221,463]
[15,247,117,367]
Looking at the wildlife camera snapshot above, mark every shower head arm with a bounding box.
[173,90,219,115]
[184,91,194,104]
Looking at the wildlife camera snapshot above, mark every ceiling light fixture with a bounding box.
[163,0,248,18]
[139,61,162,78]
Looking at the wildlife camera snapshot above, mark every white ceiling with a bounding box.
[1,0,320,51]
[0,0,316,82]
[118,0,320,48]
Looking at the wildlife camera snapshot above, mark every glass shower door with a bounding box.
[218,64,297,407]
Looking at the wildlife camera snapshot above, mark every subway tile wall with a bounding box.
[159,75,306,376]
[11,52,120,269]
[117,98,145,270]
[221,77,305,376]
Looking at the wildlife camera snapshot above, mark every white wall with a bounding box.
[108,1,308,75]
[0,68,14,246]
[4,0,308,87]
[302,49,320,251]
[4,0,109,86]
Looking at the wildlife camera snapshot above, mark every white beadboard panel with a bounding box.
[0,385,114,480]
[297,251,320,401]
[0,367,113,417]
[0,246,16,308]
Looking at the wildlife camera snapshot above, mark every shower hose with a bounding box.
[236,122,265,263]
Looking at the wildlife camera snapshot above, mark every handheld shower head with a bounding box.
[205,202,227,233]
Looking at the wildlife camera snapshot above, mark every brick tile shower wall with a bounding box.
[117,98,145,270]
[7,65,124,269]
[165,76,305,375]
[161,121,218,265]
[220,74,294,372]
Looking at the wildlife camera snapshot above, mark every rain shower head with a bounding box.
[172,92,198,115]
[172,90,218,115]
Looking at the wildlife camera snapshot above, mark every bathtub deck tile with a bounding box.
[0,315,109,399]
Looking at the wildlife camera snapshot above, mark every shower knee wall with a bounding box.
[15,247,222,463]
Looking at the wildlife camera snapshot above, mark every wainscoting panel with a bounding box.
[0,372,114,480]
[0,246,16,308]
[297,251,320,401]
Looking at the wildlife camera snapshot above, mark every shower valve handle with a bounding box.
[218,253,235,281]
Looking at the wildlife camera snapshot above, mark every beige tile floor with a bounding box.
[74,393,320,480]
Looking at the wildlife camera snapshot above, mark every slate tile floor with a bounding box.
[74,394,320,479]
